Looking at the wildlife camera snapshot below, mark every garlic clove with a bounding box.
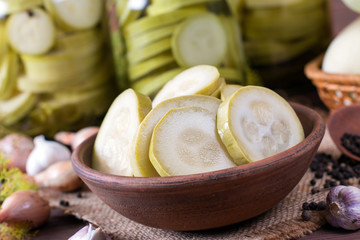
[26,135,71,176]
[0,133,34,173]
[326,185,360,230]
[55,127,99,151]
[0,190,50,229]
[68,223,107,240]
[34,160,83,192]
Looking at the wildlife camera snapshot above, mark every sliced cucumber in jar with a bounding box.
[127,38,171,65]
[147,0,219,16]
[132,68,184,96]
[6,8,56,55]
[0,92,37,126]
[128,53,175,81]
[171,12,227,67]
[124,8,206,37]
[44,0,103,31]
[126,24,175,50]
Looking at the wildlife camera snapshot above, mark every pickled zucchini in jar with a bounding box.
[0,0,117,137]
[240,0,332,88]
[105,0,261,97]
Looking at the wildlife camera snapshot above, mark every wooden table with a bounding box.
[33,1,360,239]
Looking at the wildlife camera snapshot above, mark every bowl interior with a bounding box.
[327,103,360,161]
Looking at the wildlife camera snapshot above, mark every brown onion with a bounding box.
[0,190,50,229]
[55,126,99,150]
[0,133,34,172]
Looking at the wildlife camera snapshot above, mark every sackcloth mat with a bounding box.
[39,103,343,240]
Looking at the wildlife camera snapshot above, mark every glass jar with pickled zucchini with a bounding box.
[0,0,117,137]
[105,0,261,98]
[239,0,332,89]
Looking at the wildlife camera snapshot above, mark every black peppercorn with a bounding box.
[311,187,320,195]
[302,202,310,210]
[315,171,323,179]
[329,181,337,187]
[77,192,82,198]
[309,202,318,210]
[317,201,327,211]
[60,200,70,207]
[302,210,312,221]
[310,179,316,186]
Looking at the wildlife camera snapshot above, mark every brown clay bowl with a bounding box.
[327,103,360,161]
[71,102,325,231]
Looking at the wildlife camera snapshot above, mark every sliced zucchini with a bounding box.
[131,95,221,177]
[149,106,236,176]
[152,65,220,107]
[92,89,152,176]
[217,86,304,164]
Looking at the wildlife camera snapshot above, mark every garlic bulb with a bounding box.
[26,135,71,176]
[34,160,83,192]
[0,133,34,172]
[0,190,50,229]
[68,223,106,240]
[326,185,360,230]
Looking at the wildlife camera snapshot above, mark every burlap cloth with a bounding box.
[39,106,343,240]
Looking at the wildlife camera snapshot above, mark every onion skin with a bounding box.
[0,134,34,173]
[326,185,360,230]
[0,190,50,229]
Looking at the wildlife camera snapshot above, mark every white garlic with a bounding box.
[26,135,71,176]
[68,223,107,240]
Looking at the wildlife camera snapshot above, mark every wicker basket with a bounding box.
[305,54,360,111]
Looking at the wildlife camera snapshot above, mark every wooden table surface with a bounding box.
[31,1,360,239]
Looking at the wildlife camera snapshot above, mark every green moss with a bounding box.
[0,222,37,240]
[0,155,39,239]
[0,155,38,203]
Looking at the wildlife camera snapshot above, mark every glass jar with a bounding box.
[105,0,260,98]
[0,0,117,137]
[239,0,332,90]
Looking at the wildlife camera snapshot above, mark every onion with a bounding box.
[0,133,34,172]
[0,190,50,229]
